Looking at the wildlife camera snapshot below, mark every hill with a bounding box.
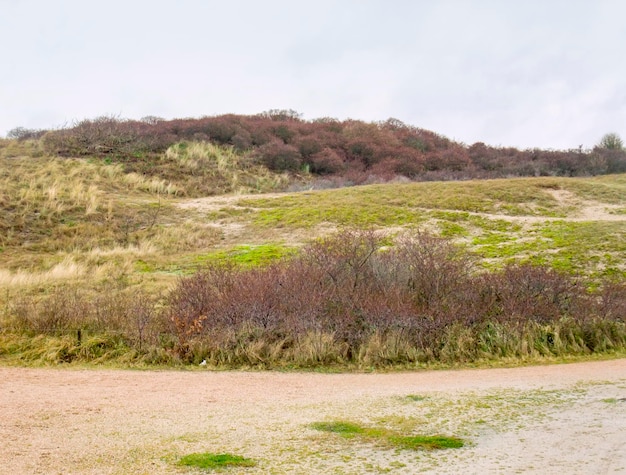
[6,112,626,187]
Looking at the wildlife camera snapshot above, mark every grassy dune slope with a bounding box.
[182,175,626,279]
[0,146,625,367]
[1,153,625,300]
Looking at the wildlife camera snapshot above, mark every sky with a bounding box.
[1,0,625,149]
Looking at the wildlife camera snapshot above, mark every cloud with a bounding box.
[1,0,625,149]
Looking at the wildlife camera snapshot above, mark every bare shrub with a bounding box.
[596,281,626,321]
[478,264,584,325]
[302,229,381,296]
[168,230,479,361]
[389,232,475,309]
[42,116,174,158]
[6,127,46,141]
[167,264,235,346]
[166,229,626,366]
[7,284,164,356]
[10,288,91,333]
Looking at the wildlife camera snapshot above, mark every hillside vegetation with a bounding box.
[7,111,626,186]
[0,116,625,368]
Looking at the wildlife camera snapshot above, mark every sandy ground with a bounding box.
[1,359,625,474]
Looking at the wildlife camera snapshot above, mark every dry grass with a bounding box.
[0,138,45,158]
[163,141,292,195]
[0,258,87,288]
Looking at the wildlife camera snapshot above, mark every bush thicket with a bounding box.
[164,230,625,366]
[22,113,625,183]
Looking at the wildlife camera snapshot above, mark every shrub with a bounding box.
[166,229,626,365]
[254,140,303,171]
[42,116,174,158]
[6,127,46,141]
[388,232,475,310]
[307,148,346,174]
[8,284,164,353]
[476,264,584,325]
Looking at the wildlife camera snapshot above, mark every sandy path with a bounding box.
[1,359,625,474]
[176,192,287,213]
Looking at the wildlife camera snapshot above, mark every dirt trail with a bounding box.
[176,192,287,212]
[1,359,625,474]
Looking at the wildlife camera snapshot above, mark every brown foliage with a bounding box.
[167,230,624,361]
[32,112,626,181]
[254,140,303,171]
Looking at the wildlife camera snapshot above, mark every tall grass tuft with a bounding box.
[163,141,291,195]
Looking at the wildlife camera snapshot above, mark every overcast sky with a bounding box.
[1,0,625,149]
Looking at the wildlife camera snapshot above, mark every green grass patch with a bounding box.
[468,218,626,278]
[537,221,626,276]
[250,197,425,228]
[240,178,583,230]
[310,421,365,437]
[134,260,155,273]
[387,435,464,450]
[178,452,256,471]
[601,398,619,404]
[438,221,468,237]
[566,175,626,204]
[310,420,464,450]
[471,232,520,249]
[193,243,297,267]
[406,394,428,402]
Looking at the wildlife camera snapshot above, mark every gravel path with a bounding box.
[1,359,625,474]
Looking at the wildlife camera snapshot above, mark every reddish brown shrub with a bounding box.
[254,140,303,171]
[474,264,584,325]
[307,147,345,174]
[35,112,626,183]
